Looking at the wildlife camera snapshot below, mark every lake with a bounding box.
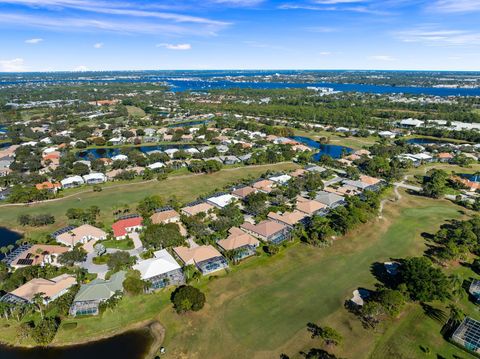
[290,136,353,160]
[0,329,152,359]
[406,137,455,145]
[0,227,23,257]
[78,144,193,159]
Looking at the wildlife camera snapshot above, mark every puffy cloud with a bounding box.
[25,38,43,44]
[0,58,26,71]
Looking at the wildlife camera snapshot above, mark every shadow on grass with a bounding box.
[421,303,447,323]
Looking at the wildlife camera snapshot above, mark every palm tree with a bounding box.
[32,292,47,319]
[449,274,465,302]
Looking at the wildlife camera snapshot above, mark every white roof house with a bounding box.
[164,148,179,157]
[147,162,165,170]
[185,148,200,155]
[378,131,396,139]
[112,154,128,161]
[269,174,292,184]
[83,172,107,184]
[61,175,85,188]
[400,118,424,127]
[133,249,182,281]
[206,194,236,208]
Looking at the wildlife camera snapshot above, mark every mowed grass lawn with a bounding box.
[0,163,298,243]
[157,192,468,359]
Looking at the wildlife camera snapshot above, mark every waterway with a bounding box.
[0,329,152,359]
[290,135,353,160]
[78,144,193,159]
[0,227,23,257]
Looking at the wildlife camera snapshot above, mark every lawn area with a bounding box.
[407,162,480,177]
[293,128,378,150]
[101,238,134,250]
[0,162,298,244]
[126,105,146,117]
[155,191,468,359]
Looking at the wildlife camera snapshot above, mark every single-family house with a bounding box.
[181,201,215,217]
[56,224,107,247]
[10,245,69,269]
[267,210,307,228]
[69,271,126,316]
[150,208,181,225]
[269,174,292,185]
[231,186,256,199]
[133,249,184,291]
[35,181,61,193]
[112,216,143,239]
[61,175,85,189]
[83,172,107,185]
[314,191,345,209]
[296,196,328,216]
[217,227,260,261]
[206,193,236,208]
[252,179,274,193]
[240,220,290,244]
[1,274,76,305]
[173,245,228,275]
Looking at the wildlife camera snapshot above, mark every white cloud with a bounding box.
[210,0,264,5]
[314,0,365,3]
[93,42,104,48]
[156,43,192,50]
[319,51,332,55]
[395,27,480,46]
[305,26,338,33]
[369,55,395,61]
[0,58,26,72]
[431,0,480,13]
[73,65,89,71]
[25,38,43,44]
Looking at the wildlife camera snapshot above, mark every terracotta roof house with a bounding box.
[296,196,328,215]
[70,271,126,316]
[2,274,76,304]
[437,152,454,162]
[252,179,274,193]
[56,224,107,247]
[150,208,181,225]
[35,181,61,192]
[217,227,260,261]
[240,220,290,244]
[452,176,480,192]
[173,245,228,275]
[10,245,69,269]
[112,216,143,239]
[133,249,185,291]
[267,210,307,227]
[231,186,256,199]
[181,202,214,217]
[290,169,307,178]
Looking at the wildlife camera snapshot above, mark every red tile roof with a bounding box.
[112,217,143,237]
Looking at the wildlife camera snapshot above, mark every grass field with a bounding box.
[0,163,298,243]
[154,191,470,359]
[293,128,378,150]
[126,106,146,117]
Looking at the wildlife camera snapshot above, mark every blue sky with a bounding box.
[0,0,479,71]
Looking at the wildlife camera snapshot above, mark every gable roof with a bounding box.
[296,196,327,214]
[150,209,180,224]
[173,245,223,265]
[11,274,76,302]
[267,210,307,226]
[241,220,287,238]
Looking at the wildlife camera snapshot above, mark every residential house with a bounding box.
[206,193,236,209]
[181,201,215,217]
[56,224,107,247]
[150,208,181,225]
[296,196,328,216]
[35,181,61,193]
[240,220,290,244]
[217,227,260,261]
[173,245,228,275]
[70,271,126,316]
[83,172,107,185]
[133,249,185,291]
[252,179,274,193]
[10,245,69,269]
[112,216,143,240]
[231,186,256,199]
[315,191,346,209]
[60,175,85,189]
[267,210,307,228]
[1,274,76,305]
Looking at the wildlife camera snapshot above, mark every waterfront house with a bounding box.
[133,249,185,291]
[70,271,126,316]
[10,244,69,269]
[173,245,228,275]
[1,274,76,305]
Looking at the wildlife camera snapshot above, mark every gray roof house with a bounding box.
[314,191,345,209]
[70,271,126,316]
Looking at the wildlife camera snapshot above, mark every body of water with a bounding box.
[78,144,193,159]
[460,173,480,183]
[406,137,453,145]
[0,329,152,359]
[2,71,480,97]
[290,135,353,160]
[0,227,23,256]
[167,119,211,128]
[0,142,11,149]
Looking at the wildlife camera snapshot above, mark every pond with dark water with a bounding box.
[290,136,353,160]
[0,329,152,359]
